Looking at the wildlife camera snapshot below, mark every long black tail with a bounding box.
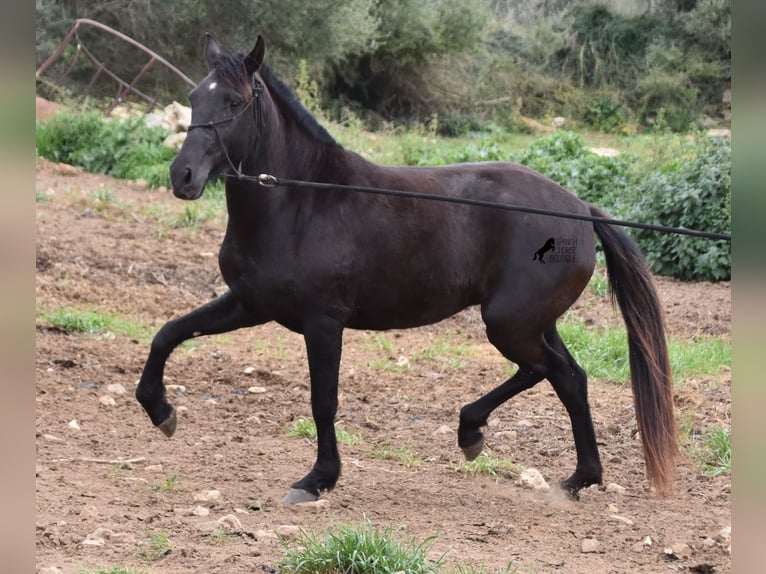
[590,205,677,495]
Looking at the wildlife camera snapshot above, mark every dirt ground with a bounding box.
[35,157,731,574]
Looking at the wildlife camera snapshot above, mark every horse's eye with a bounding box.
[230,98,243,109]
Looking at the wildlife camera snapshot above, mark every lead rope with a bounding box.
[255,174,731,241]
[197,81,729,242]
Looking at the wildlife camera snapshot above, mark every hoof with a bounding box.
[157,407,177,438]
[460,437,484,461]
[282,488,319,504]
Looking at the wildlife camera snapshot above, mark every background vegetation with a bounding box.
[36,0,730,133]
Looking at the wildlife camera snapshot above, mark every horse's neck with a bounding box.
[225,114,337,222]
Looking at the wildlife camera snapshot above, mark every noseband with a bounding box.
[186,75,265,178]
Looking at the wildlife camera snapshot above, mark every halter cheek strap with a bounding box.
[187,77,265,179]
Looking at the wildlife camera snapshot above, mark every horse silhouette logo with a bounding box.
[532,237,555,263]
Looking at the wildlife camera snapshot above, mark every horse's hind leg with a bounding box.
[458,309,550,459]
[458,365,544,460]
[459,312,602,498]
[544,327,603,496]
[136,291,265,436]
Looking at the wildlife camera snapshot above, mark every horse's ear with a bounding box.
[204,33,223,70]
[244,35,265,75]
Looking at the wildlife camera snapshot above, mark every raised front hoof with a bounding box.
[283,488,319,504]
[156,407,177,438]
[460,437,485,461]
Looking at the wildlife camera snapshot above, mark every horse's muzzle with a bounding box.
[170,157,207,200]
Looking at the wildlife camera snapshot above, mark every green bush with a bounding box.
[511,131,633,209]
[628,136,731,281]
[36,111,175,188]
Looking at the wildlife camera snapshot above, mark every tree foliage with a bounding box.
[36,0,730,131]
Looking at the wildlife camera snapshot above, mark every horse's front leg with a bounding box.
[136,291,265,437]
[284,316,344,504]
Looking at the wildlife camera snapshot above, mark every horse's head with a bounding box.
[170,34,265,199]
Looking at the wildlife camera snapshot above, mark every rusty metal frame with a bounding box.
[36,18,196,115]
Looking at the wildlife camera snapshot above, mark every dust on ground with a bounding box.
[35,158,731,573]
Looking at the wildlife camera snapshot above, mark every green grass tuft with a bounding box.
[280,519,441,574]
[38,306,152,341]
[693,424,731,476]
[287,417,363,446]
[453,450,523,478]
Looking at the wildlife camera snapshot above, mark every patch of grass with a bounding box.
[287,417,363,446]
[453,450,523,478]
[371,442,424,468]
[692,424,731,476]
[36,189,53,202]
[416,337,472,370]
[206,526,237,545]
[279,519,442,574]
[151,474,179,492]
[558,316,731,384]
[143,530,172,561]
[38,306,152,342]
[454,561,539,574]
[668,336,731,383]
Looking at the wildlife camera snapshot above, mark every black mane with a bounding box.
[260,64,336,145]
[211,49,336,146]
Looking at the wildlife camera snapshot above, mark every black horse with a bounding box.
[136,34,677,503]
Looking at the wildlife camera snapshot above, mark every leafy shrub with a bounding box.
[628,136,731,281]
[511,131,633,209]
[36,111,175,188]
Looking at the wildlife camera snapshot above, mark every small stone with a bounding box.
[195,521,221,534]
[217,514,242,531]
[166,384,186,394]
[295,499,329,510]
[67,419,80,431]
[276,525,302,539]
[395,356,410,368]
[642,536,653,546]
[43,434,64,443]
[552,116,566,128]
[106,383,127,395]
[671,542,692,558]
[39,568,63,574]
[702,537,716,548]
[487,417,501,428]
[79,505,100,518]
[194,489,222,502]
[434,425,453,435]
[606,482,626,494]
[145,464,164,473]
[134,179,148,190]
[608,514,634,526]
[177,405,189,416]
[243,366,256,375]
[631,541,645,552]
[518,468,549,491]
[607,503,619,513]
[248,386,267,394]
[493,430,517,440]
[718,526,731,541]
[581,538,601,553]
[99,396,117,407]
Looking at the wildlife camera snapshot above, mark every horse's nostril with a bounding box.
[183,167,192,185]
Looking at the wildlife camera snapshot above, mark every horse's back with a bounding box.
[332,155,597,329]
